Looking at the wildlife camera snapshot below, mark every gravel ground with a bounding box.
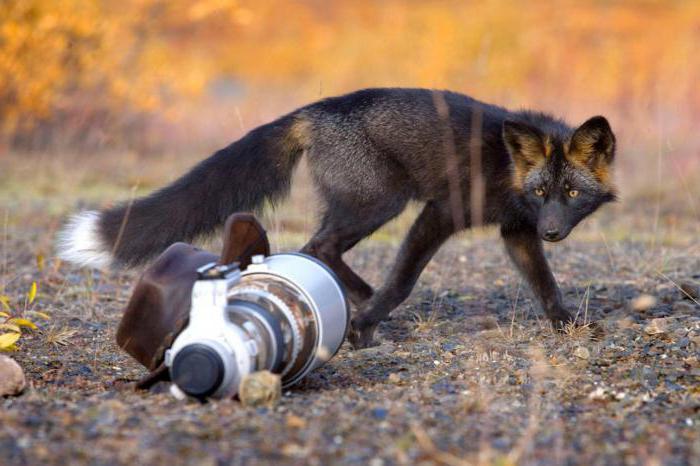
[1,194,699,466]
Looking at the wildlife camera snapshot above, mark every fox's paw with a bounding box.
[348,319,380,350]
[547,308,576,331]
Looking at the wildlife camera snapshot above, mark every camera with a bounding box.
[163,253,349,400]
[115,213,350,401]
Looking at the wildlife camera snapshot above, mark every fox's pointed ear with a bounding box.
[568,116,616,168]
[503,120,549,189]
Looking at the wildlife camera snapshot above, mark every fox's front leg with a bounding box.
[501,226,574,328]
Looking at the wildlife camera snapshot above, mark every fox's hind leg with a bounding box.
[350,201,457,348]
[301,199,406,306]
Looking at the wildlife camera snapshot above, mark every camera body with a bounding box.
[164,253,349,400]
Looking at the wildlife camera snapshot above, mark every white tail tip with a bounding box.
[56,211,112,269]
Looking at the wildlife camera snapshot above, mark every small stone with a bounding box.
[371,407,389,420]
[286,414,307,429]
[315,345,332,362]
[644,318,670,335]
[388,373,401,384]
[588,386,608,401]
[281,443,308,457]
[631,294,657,311]
[239,370,281,407]
[573,346,590,360]
[680,282,699,300]
[690,333,700,347]
[0,355,26,397]
[358,342,396,357]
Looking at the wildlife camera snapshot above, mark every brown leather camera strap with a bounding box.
[219,213,270,267]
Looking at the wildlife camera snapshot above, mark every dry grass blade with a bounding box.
[410,423,471,466]
[43,325,78,347]
[655,270,700,306]
[562,320,597,341]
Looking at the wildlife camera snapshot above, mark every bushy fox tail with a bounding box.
[57,113,309,268]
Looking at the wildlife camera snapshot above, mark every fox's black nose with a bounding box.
[543,229,560,241]
[544,229,560,240]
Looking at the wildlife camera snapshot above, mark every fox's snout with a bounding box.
[539,225,570,242]
[537,201,573,242]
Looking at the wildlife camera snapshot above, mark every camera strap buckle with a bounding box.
[196,261,241,280]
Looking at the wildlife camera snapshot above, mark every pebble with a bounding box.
[644,318,669,335]
[286,414,306,429]
[630,294,656,311]
[356,342,396,357]
[239,371,281,407]
[588,386,609,401]
[573,347,591,360]
[371,407,388,420]
[672,301,695,313]
[0,355,26,397]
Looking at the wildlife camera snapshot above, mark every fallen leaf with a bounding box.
[0,296,10,311]
[27,282,37,305]
[26,310,50,320]
[0,323,21,333]
[0,332,21,350]
[9,318,37,330]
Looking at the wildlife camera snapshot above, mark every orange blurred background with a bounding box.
[1,0,699,192]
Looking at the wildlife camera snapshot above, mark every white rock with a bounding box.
[0,355,26,396]
[588,386,608,401]
[631,294,656,311]
[573,346,590,360]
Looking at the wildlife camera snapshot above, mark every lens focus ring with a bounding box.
[229,286,302,377]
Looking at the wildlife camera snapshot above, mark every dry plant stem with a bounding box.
[431,91,465,231]
[656,270,700,306]
[411,423,470,466]
[469,107,484,228]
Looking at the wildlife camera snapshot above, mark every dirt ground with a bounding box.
[0,155,699,466]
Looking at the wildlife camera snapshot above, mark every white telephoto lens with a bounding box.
[166,253,349,400]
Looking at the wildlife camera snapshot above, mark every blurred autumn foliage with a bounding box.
[1,0,699,159]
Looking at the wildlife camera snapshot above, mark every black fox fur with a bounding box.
[58,88,617,347]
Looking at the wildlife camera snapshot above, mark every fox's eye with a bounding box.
[568,189,579,198]
[534,187,545,197]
